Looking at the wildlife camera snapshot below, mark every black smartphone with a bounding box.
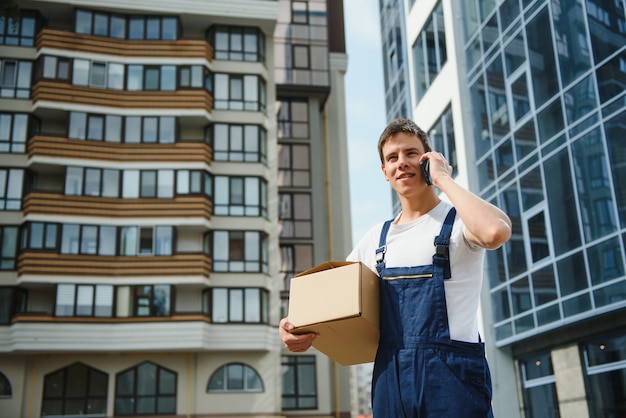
[420,159,432,186]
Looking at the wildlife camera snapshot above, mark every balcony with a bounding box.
[36,28,213,61]
[32,80,213,112]
[27,135,212,163]
[23,192,212,219]
[17,252,211,277]
[0,320,275,353]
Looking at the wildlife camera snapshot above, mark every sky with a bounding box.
[343,0,393,246]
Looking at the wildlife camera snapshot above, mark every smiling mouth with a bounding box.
[397,173,414,179]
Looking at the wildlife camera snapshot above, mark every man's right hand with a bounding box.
[279,317,318,352]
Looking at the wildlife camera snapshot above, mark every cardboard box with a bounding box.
[287,261,380,366]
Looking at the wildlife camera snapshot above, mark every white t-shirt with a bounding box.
[346,201,485,343]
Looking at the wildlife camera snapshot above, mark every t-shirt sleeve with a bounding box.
[346,223,384,273]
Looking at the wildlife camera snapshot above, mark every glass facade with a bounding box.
[462,0,626,345]
[582,332,626,418]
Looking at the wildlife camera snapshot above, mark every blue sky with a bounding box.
[343,0,393,246]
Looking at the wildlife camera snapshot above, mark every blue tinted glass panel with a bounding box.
[526,8,559,107]
[544,148,582,254]
[557,252,588,296]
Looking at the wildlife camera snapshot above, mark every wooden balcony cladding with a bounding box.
[36,28,214,61]
[17,252,211,277]
[23,192,213,219]
[32,80,213,111]
[28,135,212,163]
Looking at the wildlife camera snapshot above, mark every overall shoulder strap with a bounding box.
[432,207,456,279]
[375,219,394,268]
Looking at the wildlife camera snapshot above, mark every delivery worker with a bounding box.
[279,118,512,417]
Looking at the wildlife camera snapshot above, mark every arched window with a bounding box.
[207,363,263,392]
[0,372,11,398]
[114,361,176,415]
[41,362,107,416]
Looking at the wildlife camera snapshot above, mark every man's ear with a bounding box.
[381,164,389,181]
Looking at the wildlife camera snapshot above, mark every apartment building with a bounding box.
[0,0,353,417]
[377,0,626,417]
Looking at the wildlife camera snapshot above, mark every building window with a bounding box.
[68,112,123,142]
[277,98,309,139]
[20,222,58,251]
[429,105,456,175]
[0,59,32,98]
[75,9,178,40]
[65,166,120,197]
[291,1,308,24]
[125,116,176,143]
[0,168,24,210]
[292,45,310,69]
[64,166,207,199]
[582,332,626,418]
[179,65,208,88]
[115,362,176,416]
[0,226,18,270]
[121,170,173,198]
[0,287,26,325]
[526,210,550,263]
[274,0,328,86]
[175,170,212,197]
[211,230,268,273]
[41,362,108,417]
[519,352,560,418]
[208,25,265,62]
[209,123,267,163]
[0,372,10,398]
[0,113,29,152]
[412,1,447,101]
[55,284,114,317]
[127,64,176,91]
[120,226,173,256]
[282,355,317,410]
[278,143,310,187]
[208,363,264,392]
[279,193,312,238]
[58,224,171,256]
[213,176,267,217]
[213,73,266,111]
[209,287,269,324]
[72,59,124,89]
[133,285,171,317]
[39,55,70,81]
[279,244,313,292]
[0,12,37,46]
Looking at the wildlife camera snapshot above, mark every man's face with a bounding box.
[381,132,428,195]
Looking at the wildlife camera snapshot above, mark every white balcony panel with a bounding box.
[0,322,278,353]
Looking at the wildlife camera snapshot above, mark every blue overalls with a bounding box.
[372,208,494,417]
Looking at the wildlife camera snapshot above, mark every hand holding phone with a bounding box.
[420,159,432,186]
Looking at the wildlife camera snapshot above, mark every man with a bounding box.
[279,118,512,417]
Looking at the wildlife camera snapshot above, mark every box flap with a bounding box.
[294,260,355,277]
[288,262,362,327]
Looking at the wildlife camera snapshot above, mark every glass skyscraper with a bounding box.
[378,0,626,416]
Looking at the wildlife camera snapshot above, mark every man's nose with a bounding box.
[397,154,409,166]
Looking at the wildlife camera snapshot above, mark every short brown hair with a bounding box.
[377,118,432,163]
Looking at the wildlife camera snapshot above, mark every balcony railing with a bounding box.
[28,135,212,163]
[36,27,213,60]
[17,252,211,277]
[23,192,212,219]
[32,80,213,111]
